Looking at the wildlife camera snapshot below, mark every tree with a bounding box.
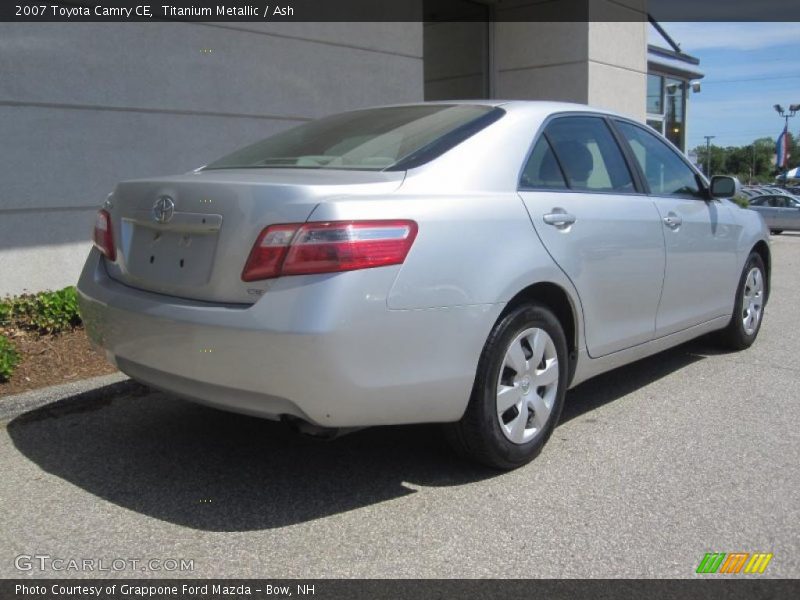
[691,143,728,179]
[689,132,799,184]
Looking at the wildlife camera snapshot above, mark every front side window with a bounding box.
[204,105,501,171]
[616,121,704,199]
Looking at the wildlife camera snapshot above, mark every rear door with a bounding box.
[613,120,739,336]
[749,196,777,229]
[518,115,665,357]
[761,196,781,229]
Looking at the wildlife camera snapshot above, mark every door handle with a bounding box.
[543,211,576,229]
[663,213,682,229]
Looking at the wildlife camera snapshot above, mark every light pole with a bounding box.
[703,135,715,177]
[774,103,799,187]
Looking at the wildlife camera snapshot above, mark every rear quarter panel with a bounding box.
[307,193,576,310]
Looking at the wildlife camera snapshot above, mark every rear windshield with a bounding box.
[203,105,503,171]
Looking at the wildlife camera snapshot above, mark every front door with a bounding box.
[614,120,740,336]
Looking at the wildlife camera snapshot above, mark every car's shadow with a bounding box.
[7,338,713,532]
[560,337,715,424]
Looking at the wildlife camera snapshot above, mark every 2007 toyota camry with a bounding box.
[77,101,770,469]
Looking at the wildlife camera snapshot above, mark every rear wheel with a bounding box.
[445,303,568,470]
[717,252,766,350]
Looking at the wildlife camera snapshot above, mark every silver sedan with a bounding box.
[748,193,800,233]
[77,101,770,469]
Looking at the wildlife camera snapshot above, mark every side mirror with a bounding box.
[709,175,741,199]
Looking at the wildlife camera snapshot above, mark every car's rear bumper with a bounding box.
[77,249,502,427]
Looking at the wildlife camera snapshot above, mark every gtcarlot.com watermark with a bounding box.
[14,554,194,573]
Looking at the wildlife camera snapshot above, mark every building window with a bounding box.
[647,119,664,135]
[647,74,663,115]
[647,73,688,151]
[664,78,686,150]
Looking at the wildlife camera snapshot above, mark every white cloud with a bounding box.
[651,22,800,52]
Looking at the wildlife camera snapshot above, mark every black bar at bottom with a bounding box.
[2,579,800,600]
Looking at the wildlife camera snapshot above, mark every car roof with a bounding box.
[365,100,626,119]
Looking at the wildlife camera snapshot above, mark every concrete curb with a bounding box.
[0,372,130,422]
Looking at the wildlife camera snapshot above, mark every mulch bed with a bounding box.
[0,327,118,397]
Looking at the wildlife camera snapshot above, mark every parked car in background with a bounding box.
[749,193,800,234]
[743,185,788,196]
[762,186,795,195]
[77,101,771,469]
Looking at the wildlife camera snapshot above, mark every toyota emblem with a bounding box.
[152,195,175,224]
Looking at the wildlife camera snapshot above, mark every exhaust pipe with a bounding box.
[281,415,360,440]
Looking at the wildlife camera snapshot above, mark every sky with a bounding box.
[650,22,800,152]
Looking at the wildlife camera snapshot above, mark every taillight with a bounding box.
[241,224,300,282]
[93,209,116,261]
[241,220,417,282]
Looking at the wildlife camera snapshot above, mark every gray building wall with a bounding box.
[493,20,647,121]
[0,23,423,296]
[424,18,646,122]
[424,21,489,100]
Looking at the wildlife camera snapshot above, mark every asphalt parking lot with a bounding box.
[1,235,799,579]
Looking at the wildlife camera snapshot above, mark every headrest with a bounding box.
[554,140,593,182]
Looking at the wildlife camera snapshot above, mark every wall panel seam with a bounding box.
[0,100,313,122]
[193,21,423,59]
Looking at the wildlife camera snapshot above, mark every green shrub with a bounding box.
[2,286,82,334]
[731,194,751,209]
[0,300,10,327]
[0,335,19,382]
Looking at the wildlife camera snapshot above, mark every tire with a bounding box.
[445,303,568,470]
[771,230,783,235]
[717,252,767,350]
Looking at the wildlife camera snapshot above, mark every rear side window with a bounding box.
[771,195,799,208]
[520,137,568,189]
[615,120,704,199]
[521,116,635,192]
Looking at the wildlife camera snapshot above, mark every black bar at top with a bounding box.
[2,0,800,23]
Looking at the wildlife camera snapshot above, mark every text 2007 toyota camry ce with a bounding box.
[77,101,770,469]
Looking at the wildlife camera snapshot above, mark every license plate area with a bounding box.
[123,222,219,287]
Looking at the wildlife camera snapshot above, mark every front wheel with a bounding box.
[445,303,568,470]
[717,252,767,350]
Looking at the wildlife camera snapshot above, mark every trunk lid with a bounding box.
[103,168,404,303]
